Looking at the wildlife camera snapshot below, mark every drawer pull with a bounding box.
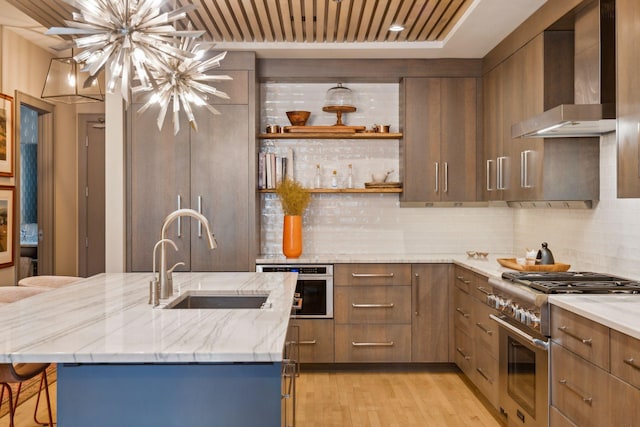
[289,340,317,346]
[456,347,471,360]
[352,341,394,347]
[456,276,471,284]
[477,286,492,295]
[475,322,493,336]
[351,273,395,278]
[352,303,394,309]
[558,326,593,346]
[476,367,493,383]
[558,379,592,405]
[623,358,640,371]
[456,307,470,318]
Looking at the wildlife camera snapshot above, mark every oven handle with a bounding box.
[490,314,549,351]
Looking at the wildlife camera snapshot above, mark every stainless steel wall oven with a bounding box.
[256,264,333,318]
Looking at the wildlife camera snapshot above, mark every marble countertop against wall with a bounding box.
[0,272,297,364]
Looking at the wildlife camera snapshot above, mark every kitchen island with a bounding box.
[0,272,297,426]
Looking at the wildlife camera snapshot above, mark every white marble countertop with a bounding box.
[0,272,297,364]
[549,295,640,340]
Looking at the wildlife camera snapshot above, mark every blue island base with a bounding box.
[57,362,282,427]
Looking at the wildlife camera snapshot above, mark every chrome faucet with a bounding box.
[158,209,217,299]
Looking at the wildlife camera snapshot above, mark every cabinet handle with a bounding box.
[476,367,493,383]
[444,162,448,193]
[352,341,394,347]
[497,156,506,190]
[520,151,525,188]
[559,379,592,405]
[476,286,492,295]
[177,195,182,237]
[623,358,640,371]
[456,347,471,360]
[523,150,533,188]
[289,340,317,346]
[456,307,470,318]
[352,303,394,308]
[351,273,394,278]
[557,326,593,346]
[475,322,493,336]
[197,195,203,237]
[456,276,470,285]
[434,162,439,193]
[414,273,420,316]
[486,159,494,191]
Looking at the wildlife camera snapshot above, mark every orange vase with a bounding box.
[282,215,303,258]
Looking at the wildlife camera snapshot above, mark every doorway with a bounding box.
[14,92,55,282]
[78,114,105,277]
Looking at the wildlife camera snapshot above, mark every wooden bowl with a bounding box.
[286,111,311,126]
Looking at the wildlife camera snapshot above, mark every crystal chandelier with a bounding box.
[46,0,205,105]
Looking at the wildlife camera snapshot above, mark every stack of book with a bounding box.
[258,148,294,189]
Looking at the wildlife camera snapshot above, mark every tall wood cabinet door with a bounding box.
[617,0,640,198]
[129,108,191,272]
[411,264,451,362]
[483,65,503,201]
[190,104,251,271]
[441,78,478,202]
[401,78,441,202]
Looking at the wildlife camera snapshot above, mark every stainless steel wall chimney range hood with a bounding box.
[512,0,616,138]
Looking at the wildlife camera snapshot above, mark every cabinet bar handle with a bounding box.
[456,307,470,318]
[352,342,394,347]
[523,150,533,188]
[435,162,439,193]
[456,347,471,360]
[477,286,492,295]
[475,322,493,336]
[197,195,203,237]
[177,195,182,237]
[456,276,470,285]
[559,379,592,405]
[289,340,317,346]
[520,151,525,188]
[414,273,420,316]
[352,303,394,308]
[444,162,448,193]
[497,156,506,190]
[486,160,494,191]
[351,273,394,278]
[476,367,493,383]
[623,358,640,371]
[558,326,593,346]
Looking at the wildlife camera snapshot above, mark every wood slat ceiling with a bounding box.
[6,0,474,44]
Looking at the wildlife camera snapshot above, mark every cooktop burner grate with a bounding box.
[501,271,640,294]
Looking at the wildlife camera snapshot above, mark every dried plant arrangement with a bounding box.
[275,178,311,216]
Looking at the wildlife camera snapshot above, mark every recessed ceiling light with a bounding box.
[389,24,405,32]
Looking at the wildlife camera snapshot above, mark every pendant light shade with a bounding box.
[41,57,104,104]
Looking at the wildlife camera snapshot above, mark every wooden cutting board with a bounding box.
[284,125,366,133]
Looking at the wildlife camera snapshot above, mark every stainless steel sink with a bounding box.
[164,292,270,309]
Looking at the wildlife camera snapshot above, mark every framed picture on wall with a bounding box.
[0,93,14,177]
[0,186,14,268]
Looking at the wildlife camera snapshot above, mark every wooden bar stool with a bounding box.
[18,275,82,289]
[0,287,54,426]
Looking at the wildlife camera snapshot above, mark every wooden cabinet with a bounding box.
[617,0,640,198]
[482,62,505,201]
[411,264,450,362]
[127,52,257,272]
[288,319,335,363]
[550,306,640,426]
[334,264,412,362]
[401,77,480,204]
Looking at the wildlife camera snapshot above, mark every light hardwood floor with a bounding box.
[2,367,502,426]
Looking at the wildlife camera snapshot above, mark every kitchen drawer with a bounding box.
[610,329,640,390]
[549,406,578,427]
[334,264,411,287]
[551,342,610,427]
[288,319,335,363]
[472,274,493,303]
[609,371,640,426]
[453,266,477,294]
[551,306,610,370]
[453,287,474,334]
[335,324,411,362]
[334,286,411,324]
[473,299,498,357]
[474,346,498,408]
[454,326,474,377]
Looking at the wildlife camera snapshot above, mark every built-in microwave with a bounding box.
[256,264,333,319]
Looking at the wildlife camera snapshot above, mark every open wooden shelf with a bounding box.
[258,132,402,140]
[259,187,402,194]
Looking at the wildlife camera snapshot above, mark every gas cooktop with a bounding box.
[501,271,640,294]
